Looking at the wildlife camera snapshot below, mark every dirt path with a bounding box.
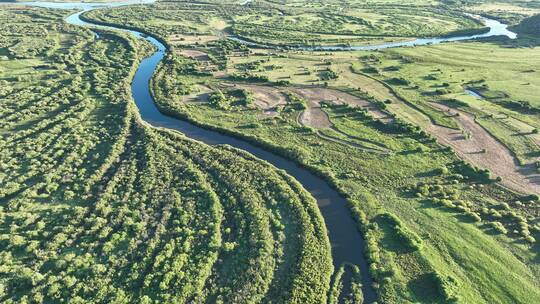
[339,71,540,194]
[290,80,540,194]
[210,81,539,193]
[299,106,332,129]
[291,87,392,123]
[221,83,287,116]
[428,103,539,195]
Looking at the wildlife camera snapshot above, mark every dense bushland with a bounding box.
[511,13,540,37]
[0,7,332,303]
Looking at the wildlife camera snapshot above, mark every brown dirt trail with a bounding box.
[428,103,539,194]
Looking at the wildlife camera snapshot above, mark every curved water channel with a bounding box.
[4,1,518,302]
[230,16,517,51]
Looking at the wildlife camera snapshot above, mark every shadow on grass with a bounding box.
[414,169,442,178]
[373,214,417,255]
[479,223,504,236]
[407,273,442,303]
[480,35,540,49]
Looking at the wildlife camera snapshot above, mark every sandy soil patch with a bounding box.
[239,84,287,109]
[184,85,212,103]
[220,83,288,116]
[299,107,332,129]
[169,34,218,46]
[428,103,539,195]
[291,87,391,123]
[178,49,211,61]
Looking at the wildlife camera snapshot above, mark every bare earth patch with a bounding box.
[176,49,218,72]
[429,103,539,195]
[221,83,287,116]
[178,49,210,61]
[299,107,332,129]
[291,83,540,194]
[289,87,391,152]
[169,34,218,46]
[350,77,540,195]
[206,79,539,194]
[291,87,392,123]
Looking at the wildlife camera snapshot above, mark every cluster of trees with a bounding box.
[413,172,536,244]
[229,88,255,105]
[431,272,460,303]
[208,88,254,109]
[328,263,364,304]
[81,2,540,304]
[228,72,269,83]
[283,93,307,112]
[319,68,339,81]
[379,213,423,251]
[209,89,231,109]
[235,59,266,71]
[154,130,333,303]
[151,54,199,107]
[510,13,540,38]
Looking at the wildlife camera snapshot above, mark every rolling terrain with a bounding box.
[1,0,540,303]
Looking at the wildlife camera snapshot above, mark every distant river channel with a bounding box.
[229,16,517,51]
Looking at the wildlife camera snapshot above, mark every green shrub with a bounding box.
[432,272,460,303]
[380,213,423,251]
[490,222,508,234]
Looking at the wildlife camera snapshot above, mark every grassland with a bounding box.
[231,6,484,46]
[151,59,540,302]
[85,0,487,47]
[358,41,540,166]
[0,5,333,303]
[207,27,540,172]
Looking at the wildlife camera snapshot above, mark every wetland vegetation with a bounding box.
[2,0,540,303]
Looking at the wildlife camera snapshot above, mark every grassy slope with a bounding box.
[363,42,540,164]
[231,3,485,45]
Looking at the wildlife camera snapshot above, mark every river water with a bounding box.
[465,88,485,99]
[229,16,517,51]
[1,1,518,302]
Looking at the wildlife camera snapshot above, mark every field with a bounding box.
[84,0,487,47]
[358,42,540,166]
[2,0,540,303]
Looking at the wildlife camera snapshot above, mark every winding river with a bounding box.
[230,16,517,51]
[3,1,518,302]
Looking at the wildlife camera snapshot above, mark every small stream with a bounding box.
[2,1,518,302]
[465,88,485,99]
